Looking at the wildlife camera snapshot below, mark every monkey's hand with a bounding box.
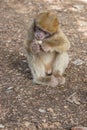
[31,40,41,54]
[41,43,51,52]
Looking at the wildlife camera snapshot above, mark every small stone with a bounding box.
[64,106,68,108]
[73,5,84,10]
[0,124,4,128]
[38,108,46,113]
[7,39,11,43]
[67,92,80,105]
[42,123,48,128]
[19,52,24,56]
[7,87,13,90]
[6,87,13,93]
[24,121,30,127]
[54,122,61,127]
[72,59,84,65]
[22,60,27,63]
[42,119,46,123]
[71,126,87,130]
[47,108,54,113]
[49,124,55,129]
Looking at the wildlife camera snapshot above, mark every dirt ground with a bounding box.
[0,0,87,130]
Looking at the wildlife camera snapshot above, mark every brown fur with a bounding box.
[35,12,59,33]
[24,11,70,86]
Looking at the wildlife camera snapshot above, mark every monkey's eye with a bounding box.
[44,31,54,38]
[44,32,50,38]
[34,26,41,32]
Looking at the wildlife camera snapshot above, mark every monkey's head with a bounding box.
[34,11,59,40]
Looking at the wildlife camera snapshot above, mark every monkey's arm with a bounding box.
[24,22,35,53]
[43,28,70,53]
[24,23,41,54]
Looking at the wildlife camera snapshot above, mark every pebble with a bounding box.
[73,5,84,10]
[0,124,5,128]
[71,126,87,130]
[24,121,30,127]
[38,108,46,113]
[47,108,54,113]
[72,59,84,65]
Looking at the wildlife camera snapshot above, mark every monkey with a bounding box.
[24,11,70,87]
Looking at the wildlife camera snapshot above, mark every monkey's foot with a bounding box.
[49,75,59,87]
[33,75,65,87]
[50,75,65,87]
[33,77,51,86]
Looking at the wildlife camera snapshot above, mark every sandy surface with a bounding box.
[0,0,87,129]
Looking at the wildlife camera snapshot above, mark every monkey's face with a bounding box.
[34,25,51,40]
[35,11,59,34]
[34,11,59,41]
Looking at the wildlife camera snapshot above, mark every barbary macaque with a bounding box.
[24,11,70,87]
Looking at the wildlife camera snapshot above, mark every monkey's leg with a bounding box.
[27,54,52,86]
[53,52,69,84]
[27,54,45,81]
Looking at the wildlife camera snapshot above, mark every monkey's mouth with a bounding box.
[39,44,43,51]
